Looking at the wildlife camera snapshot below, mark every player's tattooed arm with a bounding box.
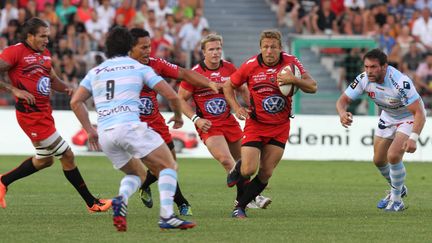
[0,59,35,104]
[0,59,13,91]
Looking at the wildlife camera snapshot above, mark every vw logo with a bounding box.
[139,97,154,115]
[262,95,286,113]
[205,98,226,115]
[37,76,51,96]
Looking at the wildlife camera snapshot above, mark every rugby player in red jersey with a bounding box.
[178,33,272,209]
[223,29,317,218]
[0,17,111,212]
[128,28,218,216]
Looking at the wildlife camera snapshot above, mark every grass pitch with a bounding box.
[0,156,431,242]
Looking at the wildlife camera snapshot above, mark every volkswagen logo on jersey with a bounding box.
[262,95,286,113]
[37,76,51,96]
[139,97,154,115]
[205,98,226,115]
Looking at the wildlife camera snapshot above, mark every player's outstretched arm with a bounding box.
[223,79,249,120]
[178,67,219,93]
[50,69,74,95]
[178,86,212,132]
[336,93,353,128]
[403,99,426,153]
[70,87,99,151]
[152,80,183,129]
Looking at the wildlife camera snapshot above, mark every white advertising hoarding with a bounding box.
[0,110,430,161]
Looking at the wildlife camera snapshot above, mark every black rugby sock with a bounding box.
[237,176,267,209]
[174,182,189,206]
[63,167,96,207]
[1,157,38,186]
[141,170,158,189]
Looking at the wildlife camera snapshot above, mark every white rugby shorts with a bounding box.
[98,122,164,169]
[375,115,413,139]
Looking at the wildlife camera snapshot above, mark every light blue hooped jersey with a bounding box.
[345,65,423,121]
[80,56,162,130]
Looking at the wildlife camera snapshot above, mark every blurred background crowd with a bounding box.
[272,0,432,114]
[0,0,431,114]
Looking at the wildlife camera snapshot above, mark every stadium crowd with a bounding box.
[272,0,432,113]
[0,0,208,108]
[0,0,431,113]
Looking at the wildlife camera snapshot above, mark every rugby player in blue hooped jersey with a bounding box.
[336,48,426,212]
[70,27,196,231]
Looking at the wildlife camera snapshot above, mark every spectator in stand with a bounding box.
[146,0,160,10]
[115,0,136,27]
[403,42,423,78]
[412,8,432,52]
[374,3,388,28]
[24,0,37,20]
[195,8,209,32]
[414,52,432,111]
[143,9,157,36]
[111,13,127,29]
[388,43,403,70]
[154,0,173,26]
[173,0,194,21]
[396,25,415,56]
[96,0,116,26]
[291,0,319,33]
[387,0,404,22]
[177,14,202,67]
[343,11,363,35]
[362,5,377,35]
[151,26,174,60]
[35,0,54,13]
[16,8,27,28]
[402,0,417,25]
[378,24,396,55]
[60,49,80,88]
[330,0,345,17]
[163,13,179,41]
[56,0,77,26]
[85,11,109,51]
[276,0,297,27]
[39,2,59,26]
[415,0,432,10]
[0,1,19,34]
[345,0,365,13]
[311,0,338,35]
[1,19,20,46]
[76,0,94,24]
[133,2,149,27]
[386,15,401,39]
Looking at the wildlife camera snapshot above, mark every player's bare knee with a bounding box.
[219,157,234,171]
[387,153,402,163]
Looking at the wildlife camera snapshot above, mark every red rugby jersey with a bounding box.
[139,57,179,122]
[180,60,237,124]
[0,42,53,113]
[230,52,306,125]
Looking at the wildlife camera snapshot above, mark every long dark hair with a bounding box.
[105,26,133,58]
[20,17,49,41]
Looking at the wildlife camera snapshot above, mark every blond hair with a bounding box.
[200,33,223,50]
[259,29,282,47]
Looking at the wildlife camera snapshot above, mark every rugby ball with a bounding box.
[278,64,301,96]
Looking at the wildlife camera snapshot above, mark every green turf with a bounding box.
[0,156,431,242]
